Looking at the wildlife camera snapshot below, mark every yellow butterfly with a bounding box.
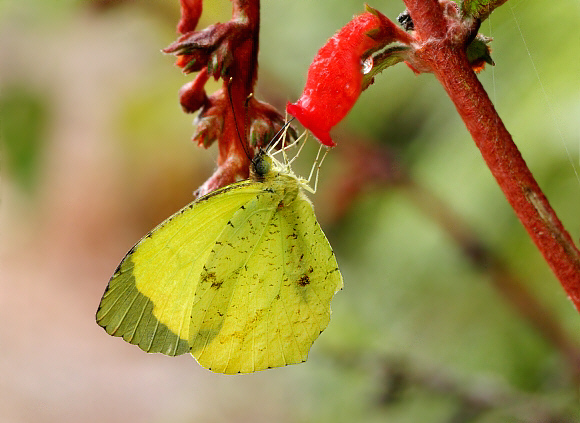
[96,133,343,374]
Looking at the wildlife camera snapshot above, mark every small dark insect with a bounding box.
[397,10,414,31]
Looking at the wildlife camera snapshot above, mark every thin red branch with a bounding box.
[404,181,580,374]
[329,140,580,373]
[214,0,261,187]
[402,0,580,311]
[435,55,580,307]
[166,0,276,196]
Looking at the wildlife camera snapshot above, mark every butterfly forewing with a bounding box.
[96,181,263,356]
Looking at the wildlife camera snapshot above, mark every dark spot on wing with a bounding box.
[297,275,310,287]
[201,270,220,288]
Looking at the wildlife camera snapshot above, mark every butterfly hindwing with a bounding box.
[190,176,343,373]
[272,191,343,365]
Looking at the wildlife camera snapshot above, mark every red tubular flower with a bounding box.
[287,9,408,146]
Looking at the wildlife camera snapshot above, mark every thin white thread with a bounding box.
[488,18,497,105]
[509,4,580,187]
[487,16,502,159]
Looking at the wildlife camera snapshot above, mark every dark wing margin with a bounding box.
[96,254,190,356]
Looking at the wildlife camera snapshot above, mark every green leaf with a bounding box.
[361,46,410,91]
[461,0,509,21]
[467,34,494,70]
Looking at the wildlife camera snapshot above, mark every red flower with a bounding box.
[287,9,406,146]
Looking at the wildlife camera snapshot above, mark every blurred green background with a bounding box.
[1,0,579,422]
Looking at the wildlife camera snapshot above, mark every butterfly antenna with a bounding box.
[226,78,252,162]
[266,117,296,154]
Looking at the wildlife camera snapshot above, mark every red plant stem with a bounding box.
[403,1,580,311]
[436,55,580,310]
[403,180,580,374]
[328,140,580,372]
[218,0,260,174]
[403,0,446,40]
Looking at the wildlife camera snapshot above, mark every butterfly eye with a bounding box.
[253,155,271,177]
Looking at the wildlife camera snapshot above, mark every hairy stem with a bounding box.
[330,142,580,374]
[219,0,261,171]
[403,180,580,376]
[403,0,580,312]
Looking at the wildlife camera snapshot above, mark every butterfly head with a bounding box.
[250,149,274,181]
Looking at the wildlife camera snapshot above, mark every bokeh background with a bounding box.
[1,0,579,422]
